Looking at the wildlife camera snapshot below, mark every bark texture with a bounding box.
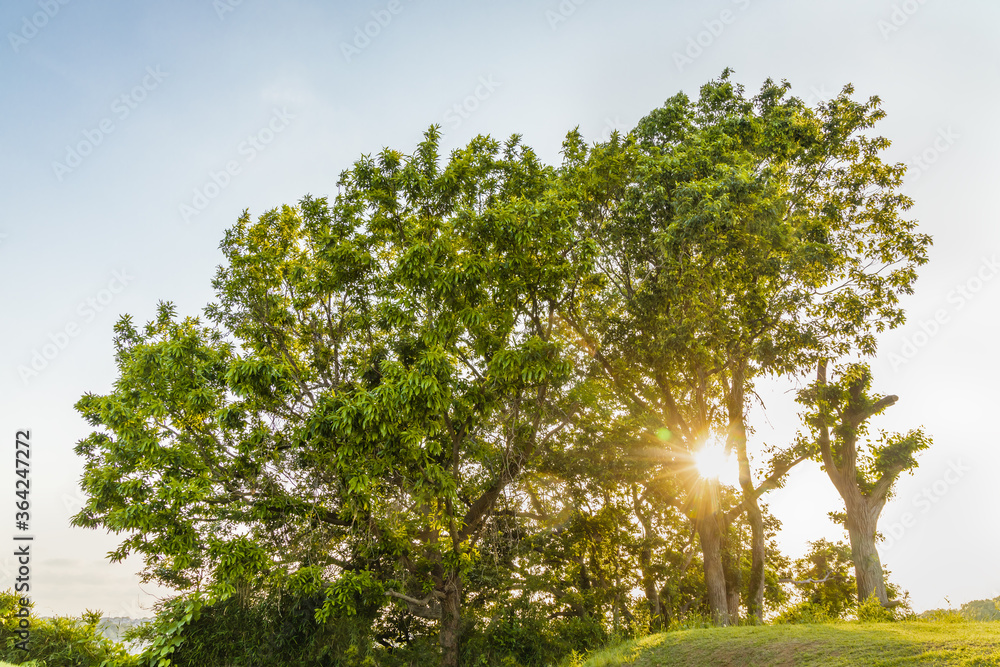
[696,483,730,626]
[439,573,462,667]
[846,505,889,605]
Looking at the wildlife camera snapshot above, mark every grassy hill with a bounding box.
[579,621,1000,666]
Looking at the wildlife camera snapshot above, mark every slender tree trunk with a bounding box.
[634,491,663,629]
[727,364,764,623]
[743,499,766,623]
[639,550,663,629]
[845,499,888,606]
[439,572,462,667]
[721,523,741,624]
[696,513,730,625]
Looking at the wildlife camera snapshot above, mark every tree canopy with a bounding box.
[72,72,932,667]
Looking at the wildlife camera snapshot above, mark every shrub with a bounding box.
[856,593,897,623]
[456,607,608,667]
[129,586,383,667]
[0,590,138,667]
[666,611,715,631]
[920,608,965,623]
[773,601,833,625]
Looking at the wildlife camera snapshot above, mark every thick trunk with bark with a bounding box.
[439,573,462,667]
[696,513,730,625]
[845,500,888,606]
[725,577,741,624]
[812,361,897,610]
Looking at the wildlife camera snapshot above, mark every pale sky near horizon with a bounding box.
[2,0,998,618]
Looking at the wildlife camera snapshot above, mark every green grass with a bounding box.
[579,621,1000,667]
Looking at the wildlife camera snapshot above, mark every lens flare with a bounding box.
[693,441,730,480]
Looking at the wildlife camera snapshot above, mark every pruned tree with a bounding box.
[798,361,930,607]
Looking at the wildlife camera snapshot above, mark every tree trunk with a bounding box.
[721,523,741,625]
[725,578,741,625]
[812,360,898,611]
[439,572,462,667]
[634,494,663,629]
[743,498,766,623]
[639,549,663,629]
[696,513,730,625]
[727,369,763,623]
[845,500,888,606]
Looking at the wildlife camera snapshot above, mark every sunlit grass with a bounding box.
[576,621,1000,666]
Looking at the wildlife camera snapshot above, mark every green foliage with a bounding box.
[773,600,834,625]
[774,601,829,626]
[856,593,897,623]
[665,611,717,631]
[777,540,912,623]
[70,72,933,665]
[314,570,384,622]
[799,362,930,498]
[134,595,203,667]
[459,607,608,667]
[783,539,857,619]
[558,68,929,626]
[0,590,137,667]
[74,127,592,663]
[130,587,380,667]
[919,596,1000,623]
[960,597,1000,622]
[920,608,966,623]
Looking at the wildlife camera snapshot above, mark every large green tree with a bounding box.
[557,71,930,623]
[73,129,593,667]
[69,72,933,666]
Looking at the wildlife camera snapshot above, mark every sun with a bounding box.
[693,441,732,481]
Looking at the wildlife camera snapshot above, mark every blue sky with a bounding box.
[2,0,998,616]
